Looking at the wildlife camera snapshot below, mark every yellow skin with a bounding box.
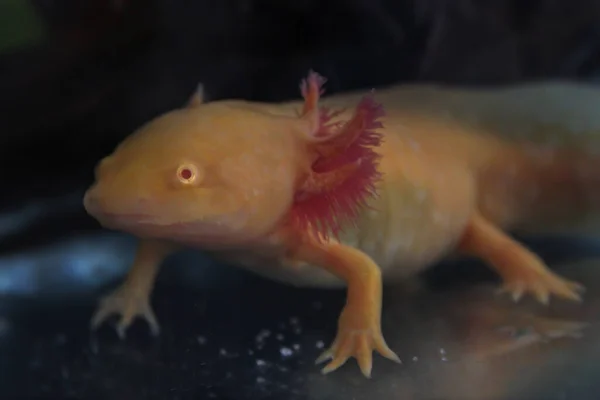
[84,74,599,378]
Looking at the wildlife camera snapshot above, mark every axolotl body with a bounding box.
[84,72,596,378]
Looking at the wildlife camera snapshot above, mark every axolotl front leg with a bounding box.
[286,234,401,377]
[91,239,174,337]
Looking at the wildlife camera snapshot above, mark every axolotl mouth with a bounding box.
[83,186,255,245]
[83,189,157,228]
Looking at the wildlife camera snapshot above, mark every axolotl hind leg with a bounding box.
[458,213,585,304]
[90,239,173,338]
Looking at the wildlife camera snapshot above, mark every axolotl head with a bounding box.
[84,101,303,246]
[84,72,386,247]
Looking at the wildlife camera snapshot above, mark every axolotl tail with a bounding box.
[504,136,600,238]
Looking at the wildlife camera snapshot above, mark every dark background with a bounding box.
[2,0,600,399]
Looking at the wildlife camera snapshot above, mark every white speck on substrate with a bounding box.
[219,348,227,356]
[280,347,293,357]
[256,359,267,367]
[256,377,266,384]
[197,336,207,345]
[412,356,418,362]
[276,334,284,341]
[439,348,446,355]
[248,350,254,356]
[255,329,271,342]
[441,357,448,362]
[292,343,301,351]
[316,340,324,349]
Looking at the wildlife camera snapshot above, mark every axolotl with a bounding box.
[84,71,596,378]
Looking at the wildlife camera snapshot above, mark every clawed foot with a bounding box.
[316,306,400,377]
[497,265,585,305]
[90,285,160,338]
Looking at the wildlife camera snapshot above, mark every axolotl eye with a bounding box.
[176,163,202,185]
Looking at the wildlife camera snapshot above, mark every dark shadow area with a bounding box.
[1,0,600,399]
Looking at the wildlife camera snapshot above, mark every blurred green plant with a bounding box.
[0,0,44,54]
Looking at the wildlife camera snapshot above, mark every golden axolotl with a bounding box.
[84,71,598,378]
